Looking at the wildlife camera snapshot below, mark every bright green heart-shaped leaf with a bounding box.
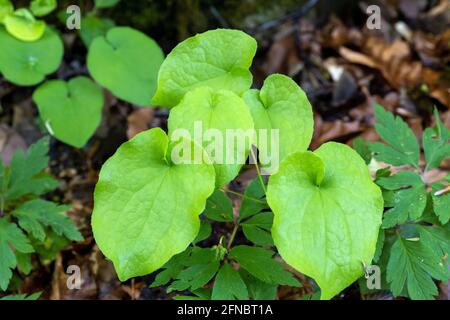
[0,0,13,23]
[87,27,164,107]
[79,15,115,48]
[0,26,63,86]
[267,142,383,300]
[94,0,120,8]
[92,128,215,281]
[243,74,313,173]
[153,29,257,108]
[33,77,104,148]
[3,8,45,41]
[30,0,57,17]
[168,87,254,188]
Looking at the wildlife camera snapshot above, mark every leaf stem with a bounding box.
[227,223,239,251]
[250,147,267,194]
[220,188,266,204]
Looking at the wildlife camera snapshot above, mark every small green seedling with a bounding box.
[0,26,63,85]
[87,27,164,107]
[33,77,104,148]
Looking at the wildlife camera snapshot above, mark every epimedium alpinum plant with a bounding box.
[0,0,164,148]
[0,138,83,293]
[91,28,391,300]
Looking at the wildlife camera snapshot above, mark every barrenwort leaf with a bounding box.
[33,76,104,148]
[87,27,164,106]
[153,29,257,108]
[0,26,63,86]
[243,74,313,172]
[92,128,215,281]
[168,87,254,188]
[267,142,383,299]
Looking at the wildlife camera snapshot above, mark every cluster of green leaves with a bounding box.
[92,29,384,300]
[354,105,450,300]
[148,179,300,300]
[0,0,164,148]
[0,138,83,293]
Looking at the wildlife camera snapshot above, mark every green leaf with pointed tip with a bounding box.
[79,16,115,48]
[379,171,427,228]
[416,225,450,257]
[212,263,248,300]
[229,246,299,286]
[239,178,268,221]
[376,170,422,190]
[153,29,257,108]
[92,128,215,281]
[33,77,104,148]
[15,252,32,275]
[0,218,34,291]
[368,104,420,168]
[353,137,372,164]
[431,182,450,224]
[239,270,277,300]
[94,0,120,8]
[241,211,273,246]
[169,250,220,291]
[193,220,212,244]
[423,109,450,170]
[149,249,192,288]
[4,137,57,202]
[373,229,385,263]
[0,26,63,86]
[87,27,164,107]
[30,0,57,17]
[243,74,313,173]
[3,9,45,41]
[0,0,13,23]
[168,87,254,188]
[267,142,383,300]
[31,230,69,264]
[203,190,234,222]
[386,236,448,300]
[12,199,83,242]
